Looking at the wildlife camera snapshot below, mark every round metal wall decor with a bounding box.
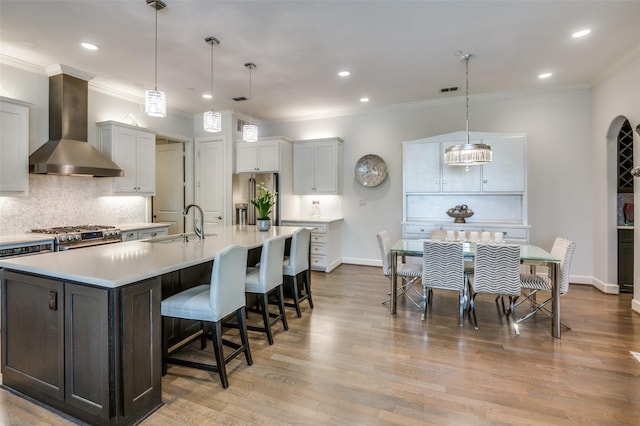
[354,154,387,187]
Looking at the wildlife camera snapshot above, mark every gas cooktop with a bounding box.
[30,225,121,250]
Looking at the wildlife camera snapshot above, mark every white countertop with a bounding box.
[0,225,301,288]
[0,233,56,247]
[281,217,344,224]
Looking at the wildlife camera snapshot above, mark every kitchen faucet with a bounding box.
[183,204,205,239]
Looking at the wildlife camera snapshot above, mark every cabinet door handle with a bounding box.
[48,291,58,311]
[150,232,157,237]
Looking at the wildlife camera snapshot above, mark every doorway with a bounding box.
[153,139,185,235]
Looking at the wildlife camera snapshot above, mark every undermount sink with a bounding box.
[142,233,217,244]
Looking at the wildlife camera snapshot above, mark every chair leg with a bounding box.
[200,321,207,349]
[305,269,314,309]
[290,275,302,318]
[211,320,228,389]
[421,286,429,321]
[470,293,478,330]
[276,284,289,331]
[458,290,465,327]
[259,293,274,345]
[237,307,253,366]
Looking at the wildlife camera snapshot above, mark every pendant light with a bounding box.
[443,53,492,171]
[242,62,258,142]
[145,0,167,118]
[203,36,221,132]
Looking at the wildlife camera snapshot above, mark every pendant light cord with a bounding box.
[464,54,470,145]
[248,65,253,125]
[210,40,214,110]
[154,5,158,91]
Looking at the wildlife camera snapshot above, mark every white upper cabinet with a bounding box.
[293,137,343,195]
[235,139,280,173]
[0,97,30,196]
[98,121,156,195]
[481,136,526,192]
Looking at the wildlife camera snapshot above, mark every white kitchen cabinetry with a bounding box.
[121,226,169,241]
[281,219,343,272]
[235,139,281,173]
[403,131,528,238]
[98,121,156,195]
[293,137,343,195]
[0,97,30,196]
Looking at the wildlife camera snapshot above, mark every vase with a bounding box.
[256,219,271,232]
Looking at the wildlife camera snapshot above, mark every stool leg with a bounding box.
[305,269,314,309]
[291,275,302,318]
[259,293,274,345]
[161,317,167,376]
[211,320,228,389]
[276,285,289,331]
[237,307,253,366]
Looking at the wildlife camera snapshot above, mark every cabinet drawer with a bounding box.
[311,255,327,268]
[403,223,439,236]
[483,227,528,240]
[139,229,169,240]
[310,233,326,243]
[311,243,327,256]
[122,231,138,241]
[310,224,327,234]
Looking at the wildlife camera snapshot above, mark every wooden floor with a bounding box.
[1,264,640,425]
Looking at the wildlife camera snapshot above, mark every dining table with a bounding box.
[390,239,563,338]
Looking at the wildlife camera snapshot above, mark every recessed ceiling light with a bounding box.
[80,41,99,51]
[360,97,369,103]
[202,94,212,99]
[572,29,591,38]
[538,72,552,79]
[338,71,351,77]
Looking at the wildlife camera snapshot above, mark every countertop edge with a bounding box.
[281,217,344,224]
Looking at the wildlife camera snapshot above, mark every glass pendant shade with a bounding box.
[444,143,492,171]
[203,110,222,132]
[243,123,258,142]
[145,89,166,117]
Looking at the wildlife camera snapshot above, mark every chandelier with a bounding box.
[443,53,492,171]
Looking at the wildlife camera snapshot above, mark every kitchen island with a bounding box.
[0,225,301,426]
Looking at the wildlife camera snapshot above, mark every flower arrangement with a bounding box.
[251,182,276,220]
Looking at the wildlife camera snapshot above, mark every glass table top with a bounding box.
[391,239,560,263]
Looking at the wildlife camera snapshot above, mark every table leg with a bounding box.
[550,262,560,338]
[390,250,398,314]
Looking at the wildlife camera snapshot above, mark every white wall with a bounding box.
[263,88,594,279]
[591,53,640,309]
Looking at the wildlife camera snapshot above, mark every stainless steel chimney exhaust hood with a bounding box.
[29,71,124,177]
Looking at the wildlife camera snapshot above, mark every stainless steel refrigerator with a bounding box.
[232,173,280,225]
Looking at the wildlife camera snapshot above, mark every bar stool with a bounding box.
[161,244,252,389]
[283,227,313,317]
[245,235,288,345]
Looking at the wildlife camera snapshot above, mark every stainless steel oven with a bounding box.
[29,225,122,251]
[0,241,55,259]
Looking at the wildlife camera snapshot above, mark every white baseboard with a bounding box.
[632,299,640,315]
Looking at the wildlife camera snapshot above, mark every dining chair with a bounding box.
[518,237,576,323]
[421,240,467,325]
[245,235,288,345]
[468,243,521,334]
[160,244,252,389]
[282,227,313,318]
[376,231,423,309]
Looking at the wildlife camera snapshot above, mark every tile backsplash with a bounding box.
[0,175,147,234]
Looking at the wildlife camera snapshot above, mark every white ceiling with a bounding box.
[1,1,639,121]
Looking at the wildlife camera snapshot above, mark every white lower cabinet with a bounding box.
[121,227,169,241]
[282,220,343,272]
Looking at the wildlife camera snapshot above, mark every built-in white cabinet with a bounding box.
[0,97,30,196]
[293,137,343,195]
[403,131,528,239]
[235,139,281,173]
[98,121,156,195]
[281,219,343,272]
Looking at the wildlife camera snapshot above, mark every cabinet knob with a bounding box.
[150,232,157,237]
[436,180,440,184]
[483,179,488,183]
[442,180,447,184]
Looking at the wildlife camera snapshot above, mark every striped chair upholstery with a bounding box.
[422,241,467,325]
[377,231,423,309]
[469,243,521,332]
[518,237,576,323]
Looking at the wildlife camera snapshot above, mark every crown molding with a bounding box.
[0,54,46,75]
[591,44,640,87]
